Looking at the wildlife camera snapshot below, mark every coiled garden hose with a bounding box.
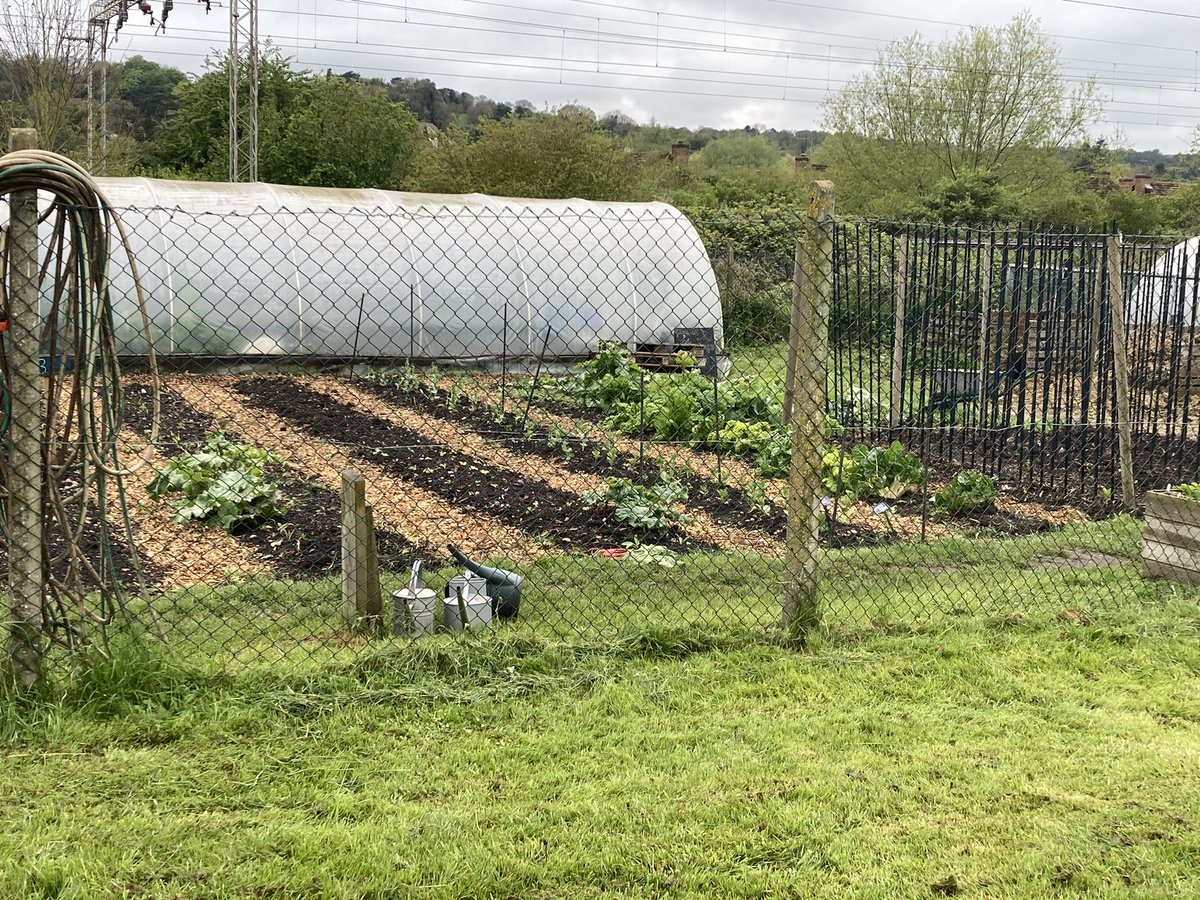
[0,148,160,654]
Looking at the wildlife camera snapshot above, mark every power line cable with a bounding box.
[1061,0,1200,20]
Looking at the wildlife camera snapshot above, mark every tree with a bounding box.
[157,51,419,188]
[0,0,88,152]
[411,109,641,200]
[691,133,788,175]
[111,56,186,143]
[821,12,1101,210]
[270,75,418,188]
[156,49,304,179]
[915,170,1020,225]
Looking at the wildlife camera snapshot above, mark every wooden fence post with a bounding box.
[889,234,909,429]
[341,469,382,629]
[782,180,835,638]
[1106,235,1137,510]
[6,128,44,691]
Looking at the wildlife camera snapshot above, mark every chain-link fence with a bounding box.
[6,180,1194,680]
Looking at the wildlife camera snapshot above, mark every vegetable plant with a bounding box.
[148,432,287,531]
[1172,482,1200,502]
[820,440,926,502]
[934,470,998,515]
[576,342,644,406]
[582,476,692,532]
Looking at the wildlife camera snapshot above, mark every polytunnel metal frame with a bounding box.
[82,179,724,370]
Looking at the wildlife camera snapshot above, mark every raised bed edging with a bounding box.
[1141,490,1200,586]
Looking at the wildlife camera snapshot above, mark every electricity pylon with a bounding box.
[227,0,258,182]
[85,0,258,182]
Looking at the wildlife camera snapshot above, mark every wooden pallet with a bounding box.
[630,342,708,373]
[1142,490,1200,586]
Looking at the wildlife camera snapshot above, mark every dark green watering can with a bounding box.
[447,545,523,619]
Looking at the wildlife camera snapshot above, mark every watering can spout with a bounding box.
[447,544,523,588]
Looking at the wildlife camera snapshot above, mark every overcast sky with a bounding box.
[89,0,1200,152]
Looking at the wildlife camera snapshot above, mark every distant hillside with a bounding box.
[1118,148,1200,181]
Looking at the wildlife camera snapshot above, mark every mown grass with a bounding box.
[2,518,1199,898]
[79,515,1147,676]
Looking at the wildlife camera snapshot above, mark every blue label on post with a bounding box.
[38,356,74,376]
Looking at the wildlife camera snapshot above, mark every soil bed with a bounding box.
[0,499,163,592]
[123,383,422,578]
[868,423,1200,513]
[358,374,788,538]
[884,494,1055,539]
[233,378,705,553]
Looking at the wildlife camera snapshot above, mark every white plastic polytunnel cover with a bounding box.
[87,178,723,361]
[1130,235,1200,327]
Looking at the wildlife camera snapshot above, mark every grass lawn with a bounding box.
[2,528,1199,899]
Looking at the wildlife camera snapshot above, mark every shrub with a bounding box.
[934,470,998,514]
[723,282,791,347]
[148,432,287,530]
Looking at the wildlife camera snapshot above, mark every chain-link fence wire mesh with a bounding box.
[8,187,1197,678]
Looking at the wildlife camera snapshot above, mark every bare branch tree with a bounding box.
[821,12,1102,194]
[0,0,89,152]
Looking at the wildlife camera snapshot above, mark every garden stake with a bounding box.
[638,368,645,470]
[713,373,722,485]
[455,584,469,633]
[500,301,508,415]
[350,291,366,371]
[829,443,848,546]
[919,472,929,543]
[520,322,553,435]
[408,284,415,363]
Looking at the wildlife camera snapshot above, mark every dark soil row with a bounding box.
[366,375,1054,546]
[884,493,1054,538]
[122,382,424,578]
[358,375,789,538]
[232,378,707,553]
[869,424,1200,514]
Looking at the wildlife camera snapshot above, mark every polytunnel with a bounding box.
[1129,235,1200,326]
[86,178,724,363]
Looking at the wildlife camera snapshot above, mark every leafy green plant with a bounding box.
[377,363,429,396]
[712,420,773,456]
[753,430,792,478]
[820,441,926,502]
[576,342,644,406]
[820,447,857,498]
[582,476,692,532]
[1172,482,1200,502]
[621,543,680,567]
[148,433,286,531]
[934,470,998,515]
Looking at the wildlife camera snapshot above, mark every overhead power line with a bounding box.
[1061,0,1200,20]
[88,0,1200,144]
